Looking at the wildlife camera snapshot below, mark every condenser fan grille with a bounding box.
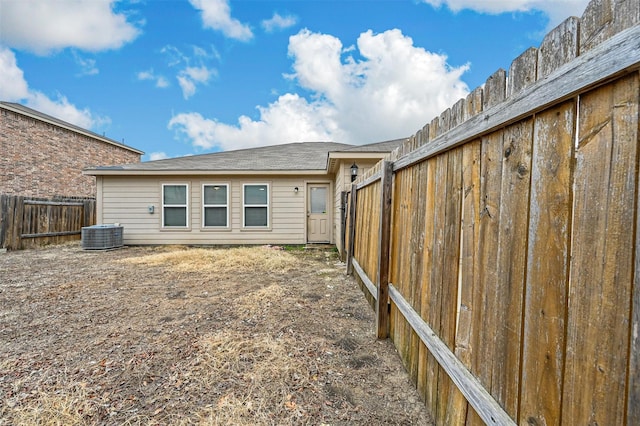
[81,225,124,250]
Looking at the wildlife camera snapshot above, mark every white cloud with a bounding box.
[0,0,141,55]
[73,52,99,76]
[169,28,470,151]
[148,152,170,161]
[169,93,341,151]
[137,69,170,88]
[288,28,469,144]
[0,46,107,130]
[421,0,590,28]
[285,30,346,101]
[262,13,298,33]
[189,0,253,41]
[177,66,214,99]
[27,93,98,129]
[0,47,29,100]
[160,45,218,98]
[156,77,170,89]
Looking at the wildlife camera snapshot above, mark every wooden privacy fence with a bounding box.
[346,2,640,425]
[0,195,96,250]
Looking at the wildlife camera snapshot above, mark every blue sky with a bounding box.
[0,0,590,161]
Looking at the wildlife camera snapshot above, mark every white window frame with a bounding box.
[202,183,229,229]
[242,183,270,228]
[162,183,189,228]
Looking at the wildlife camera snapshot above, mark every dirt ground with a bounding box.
[0,244,433,425]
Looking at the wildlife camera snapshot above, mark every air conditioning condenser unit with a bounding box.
[81,224,124,250]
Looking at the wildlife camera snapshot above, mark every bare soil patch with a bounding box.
[0,244,433,425]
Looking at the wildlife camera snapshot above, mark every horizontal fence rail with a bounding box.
[388,284,516,426]
[346,2,640,424]
[352,258,377,301]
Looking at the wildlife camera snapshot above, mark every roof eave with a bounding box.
[327,151,392,159]
[326,151,391,173]
[83,168,330,176]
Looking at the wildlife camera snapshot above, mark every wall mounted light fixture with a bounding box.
[294,187,299,193]
[350,162,359,182]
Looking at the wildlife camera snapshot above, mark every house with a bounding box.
[83,139,404,255]
[0,101,143,198]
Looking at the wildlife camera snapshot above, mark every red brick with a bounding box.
[1,105,141,198]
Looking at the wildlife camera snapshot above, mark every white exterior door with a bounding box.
[307,184,331,243]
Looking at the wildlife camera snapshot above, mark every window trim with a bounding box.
[201,183,230,229]
[161,183,189,229]
[242,183,270,228]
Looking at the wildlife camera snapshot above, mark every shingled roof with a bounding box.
[339,138,407,152]
[85,138,407,175]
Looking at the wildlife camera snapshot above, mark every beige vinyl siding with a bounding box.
[98,175,313,245]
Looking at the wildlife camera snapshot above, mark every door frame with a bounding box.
[305,180,333,244]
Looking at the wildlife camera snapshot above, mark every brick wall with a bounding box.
[0,107,141,198]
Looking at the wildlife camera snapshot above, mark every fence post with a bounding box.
[1,195,24,250]
[346,183,358,275]
[630,191,640,424]
[0,195,6,249]
[376,161,393,338]
[340,191,348,262]
[14,196,25,250]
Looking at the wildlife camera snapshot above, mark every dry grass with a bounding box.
[188,330,309,424]
[0,245,433,425]
[7,390,94,426]
[118,246,297,274]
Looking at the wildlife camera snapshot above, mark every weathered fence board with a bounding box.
[493,118,533,417]
[437,148,464,425]
[475,129,504,402]
[580,0,614,52]
[519,100,575,426]
[389,166,412,392]
[375,161,393,338]
[562,72,638,426]
[392,22,640,173]
[428,155,448,417]
[507,47,538,97]
[408,160,426,386]
[537,17,579,80]
[351,178,381,309]
[400,166,415,387]
[0,195,96,250]
[416,158,437,403]
[447,139,481,424]
[631,149,640,425]
[389,284,516,426]
[347,2,640,424]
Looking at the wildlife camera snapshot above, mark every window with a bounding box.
[310,186,327,213]
[162,184,188,227]
[243,184,269,227]
[202,184,228,228]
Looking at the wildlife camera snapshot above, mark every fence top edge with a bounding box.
[392,21,640,173]
[355,172,383,190]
